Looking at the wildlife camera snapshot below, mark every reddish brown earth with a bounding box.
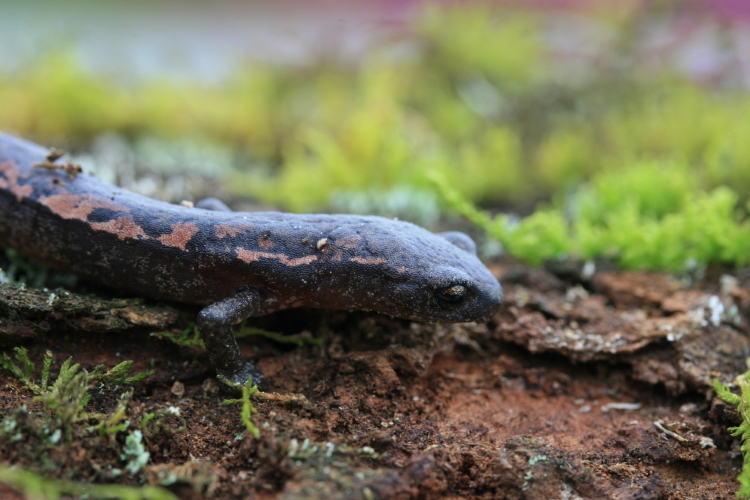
[0,257,748,499]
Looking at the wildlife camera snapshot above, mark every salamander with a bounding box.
[0,133,503,389]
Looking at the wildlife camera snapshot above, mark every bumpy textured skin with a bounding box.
[0,133,502,388]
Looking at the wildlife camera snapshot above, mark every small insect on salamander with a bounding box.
[0,133,503,390]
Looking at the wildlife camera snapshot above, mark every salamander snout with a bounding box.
[430,231,503,323]
[470,277,503,322]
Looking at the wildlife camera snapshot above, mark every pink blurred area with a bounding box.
[705,0,750,20]
[2,0,749,86]
[351,0,750,22]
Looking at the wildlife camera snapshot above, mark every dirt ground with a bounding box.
[0,256,748,499]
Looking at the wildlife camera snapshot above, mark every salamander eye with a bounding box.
[435,284,466,305]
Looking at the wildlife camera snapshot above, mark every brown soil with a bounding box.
[0,258,748,499]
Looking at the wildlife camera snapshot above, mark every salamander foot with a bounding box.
[216,360,269,392]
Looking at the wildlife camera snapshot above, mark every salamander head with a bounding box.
[422,230,503,322]
[377,244,503,324]
[329,221,503,323]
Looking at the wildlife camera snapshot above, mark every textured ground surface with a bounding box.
[0,257,748,499]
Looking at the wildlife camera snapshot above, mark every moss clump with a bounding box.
[715,371,750,498]
[434,164,750,271]
[0,465,178,500]
[152,322,321,350]
[223,379,261,439]
[0,348,184,494]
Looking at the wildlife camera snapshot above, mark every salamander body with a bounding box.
[0,133,502,388]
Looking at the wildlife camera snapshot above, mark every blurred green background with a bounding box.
[2,0,750,271]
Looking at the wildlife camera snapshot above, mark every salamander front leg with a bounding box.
[197,287,268,390]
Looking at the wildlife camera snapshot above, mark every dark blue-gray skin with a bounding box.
[0,133,503,390]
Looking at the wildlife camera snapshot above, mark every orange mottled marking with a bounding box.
[259,236,275,250]
[0,161,34,201]
[336,235,363,250]
[39,192,198,247]
[350,257,387,265]
[91,216,149,240]
[285,255,318,266]
[39,193,131,222]
[236,248,317,266]
[215,223,246,238]
[321,235,362,262]
[158,222,199,251]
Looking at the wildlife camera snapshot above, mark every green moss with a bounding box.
[0,465,177,500]
[416,4,542,87]
[236,325,323,346]
[151,323,205,349]
[577,160,694,222]
[0,348,154,441]
[715,374,750,498]
[153,323,319,349]
[535,128,597,192]
[435,167,750,271]
[223,379,261,439]
[0,350,186,492]
[0,347,38,390]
